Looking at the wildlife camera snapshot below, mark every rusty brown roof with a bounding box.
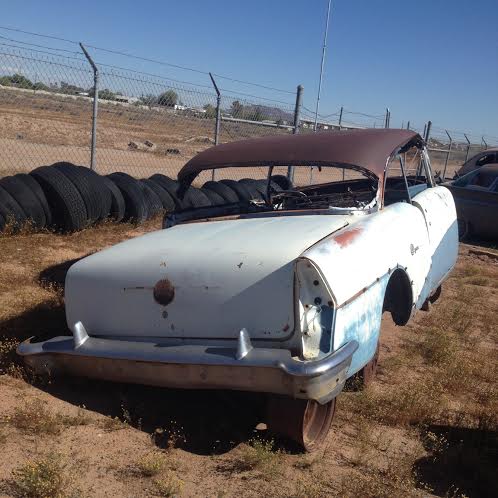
[178,128,422,186]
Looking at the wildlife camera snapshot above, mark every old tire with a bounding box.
[149,174,185,209]
[202,181,239,203]
[239,179,265,200]
[139,180,163,219]
[271,174,293,190]
[266,396,336,452]
[15,173,52,226]
[53,162,101,225]
[107,173,147,223]
[0,184,27,225]
[141,178,175,212]
[101,176,125,222]
[0,176,45,228]
[185,187,211,208]
[200,187,225,206]
[30,166,87,232]
[76,166,112,220]
[220,180,252,202]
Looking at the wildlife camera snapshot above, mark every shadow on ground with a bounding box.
[414,424,498,498]
[43,378,266,455]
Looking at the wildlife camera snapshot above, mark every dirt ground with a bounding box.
[0,218,496,498]
[0,88,466,184]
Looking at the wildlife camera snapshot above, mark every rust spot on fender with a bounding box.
[333,226,363,247]
[153,278,175,306]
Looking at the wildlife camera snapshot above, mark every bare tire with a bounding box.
[76,166,112,220]
[202,181,239,203]
[53,162,101,225]
[141,178,175,212]
[185,187,211,208]
[239,179,265,200]
[220,180,252,202]
[0,184,27,229]
[149,174,185,209]
[100,176,125,222]
[266,396,336,452]
[0,176,45,228]
[15,173,52,226]
[107,173,147,223]
[139,180,163,219]
[30,166,87,232]
[271,174,293,190]
[200,187,225,206]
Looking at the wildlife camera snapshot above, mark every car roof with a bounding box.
[177,128,422,189]
[457,148,498,176]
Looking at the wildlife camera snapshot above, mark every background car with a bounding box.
[445,164,498,240]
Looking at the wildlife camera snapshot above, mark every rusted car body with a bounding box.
[18,129,458,450]
[456,148,498,177]
[445,164,498,240]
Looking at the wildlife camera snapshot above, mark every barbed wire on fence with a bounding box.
[0,30,496,184]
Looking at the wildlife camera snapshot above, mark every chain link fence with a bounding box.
[1,40,496,186]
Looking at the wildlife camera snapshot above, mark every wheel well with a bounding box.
[383,268,413,326]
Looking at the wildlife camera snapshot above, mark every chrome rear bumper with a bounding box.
[17,334,358,404]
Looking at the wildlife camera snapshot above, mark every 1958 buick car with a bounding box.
[18,129,458,451]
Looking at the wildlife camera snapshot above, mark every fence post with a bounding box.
[384,108,390,128]
[482,136,488,150]
[406,120,410,130]
[464,134,471,163]
[208,72,221,181]
[338,106,343,130]
[424,120,432,143]
[288,84,303,183]
[443,130,452,180]
[80,43,98,171]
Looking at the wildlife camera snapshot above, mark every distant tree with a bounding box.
[0,73,35,89]
[59,81,85,95]
[203,103,217,119]
[87,87,116,100]
[157,90,178,107]
[230,100,243,117]
[138,94,158,106]
[98,89,117,101]
[252,105,266,122]
[32,82,50,91]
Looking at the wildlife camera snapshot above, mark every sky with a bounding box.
[0,0,497,140]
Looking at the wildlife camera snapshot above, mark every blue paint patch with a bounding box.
[333,274,389,376]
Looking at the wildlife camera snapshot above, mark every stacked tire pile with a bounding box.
[0,162,289,234]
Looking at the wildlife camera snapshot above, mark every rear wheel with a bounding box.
[266,396,336,452]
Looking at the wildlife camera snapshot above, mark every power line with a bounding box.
[0,25,295,95]
[0,34,83,56]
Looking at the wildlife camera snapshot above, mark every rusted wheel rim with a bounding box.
[266,396,336,452]
[301,399,336,451]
